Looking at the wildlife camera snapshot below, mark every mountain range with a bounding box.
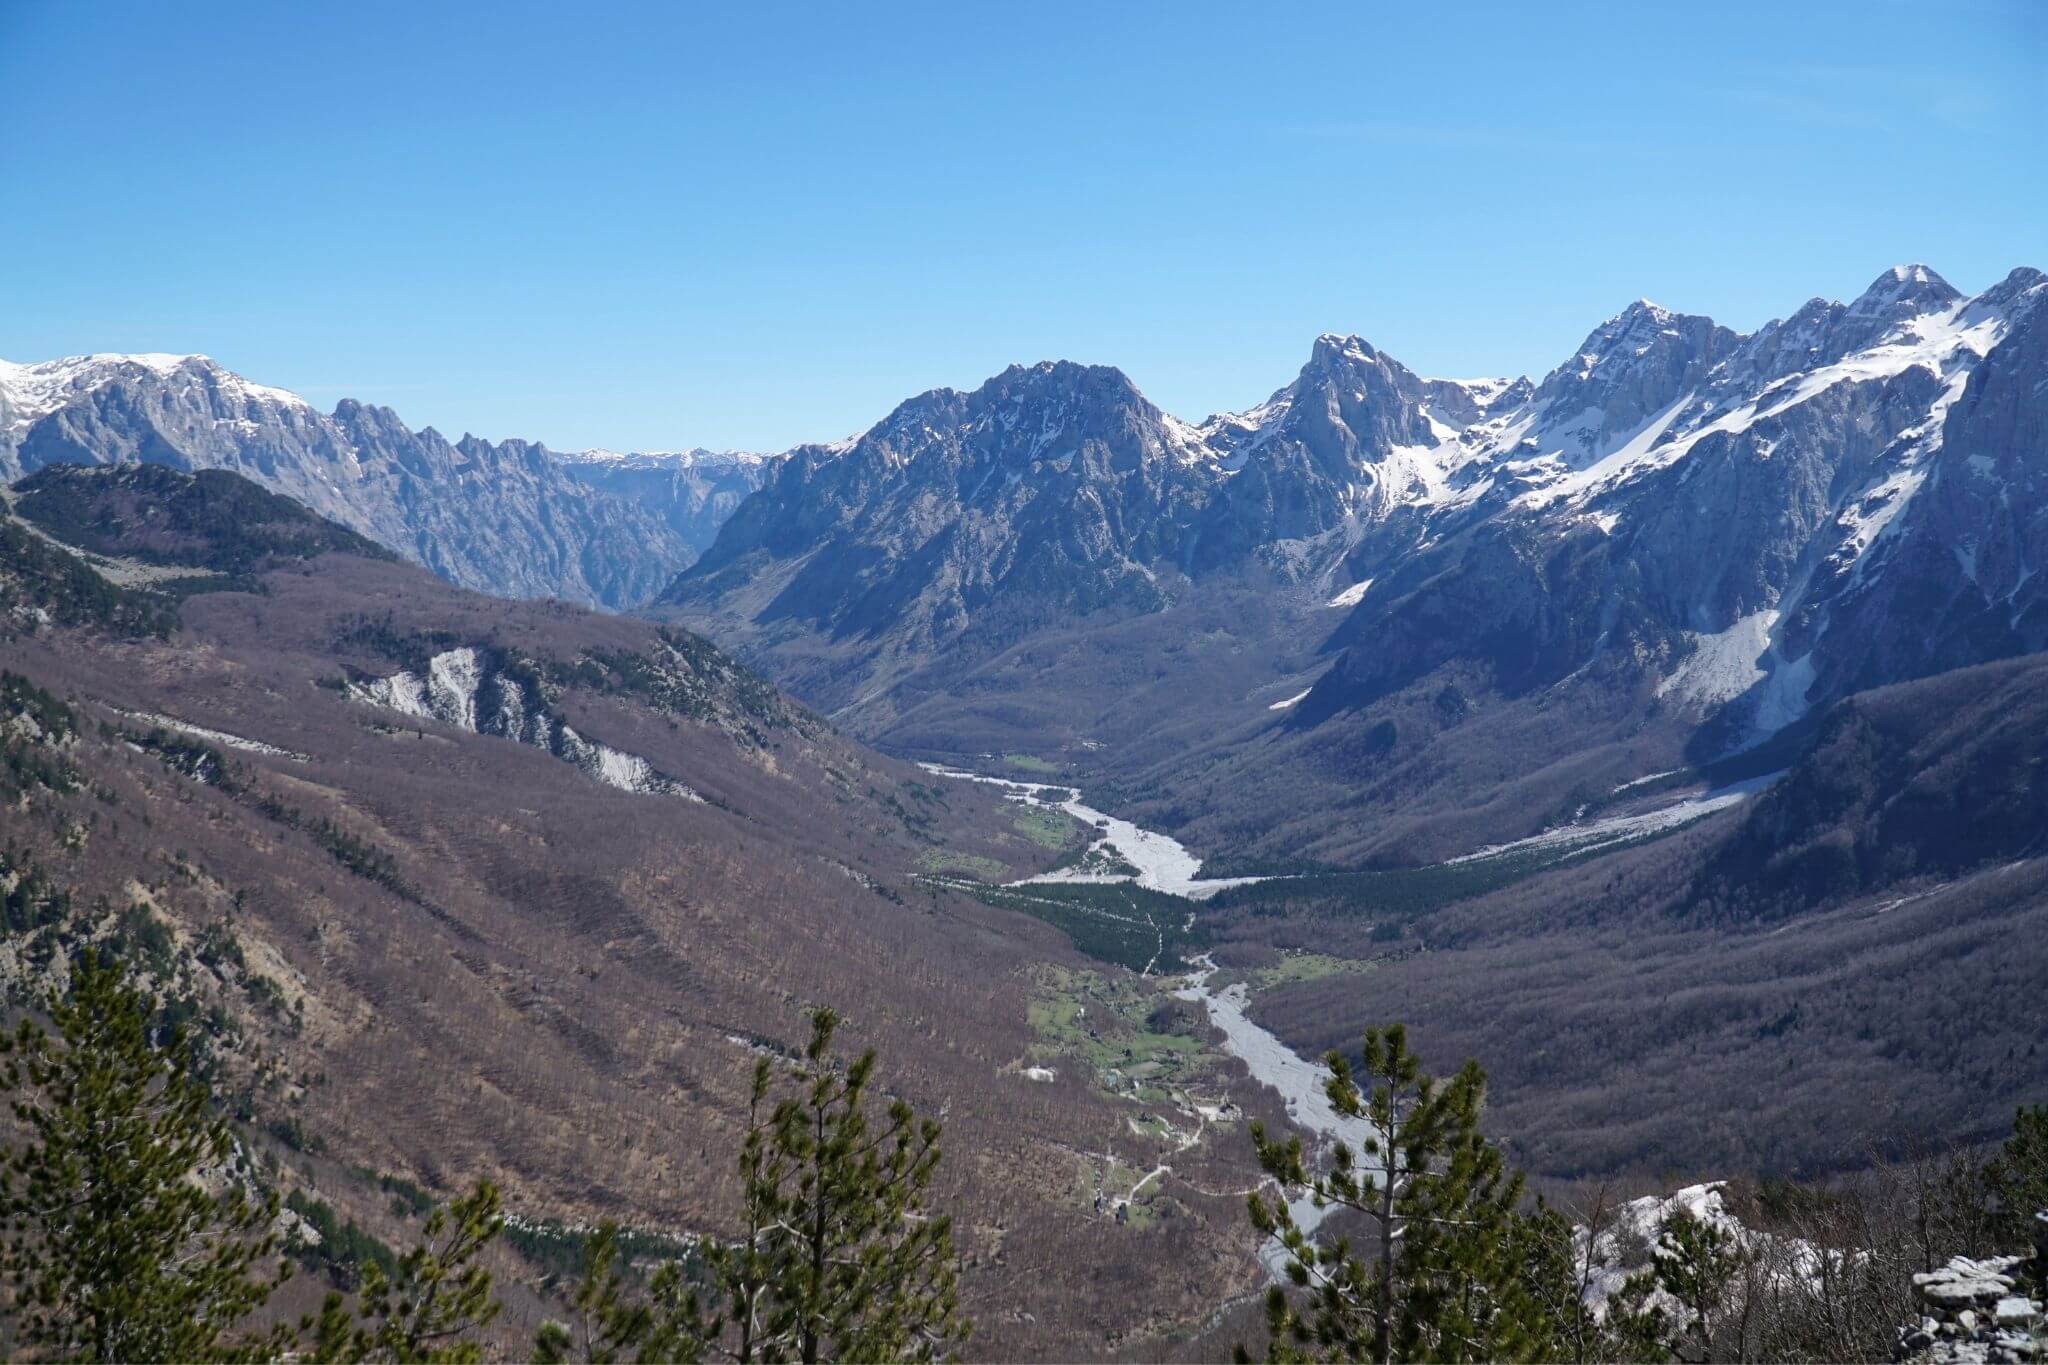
[4,262,2046,1355]
[0,353,763,609]
[653,264,2047,863]
[10,263,2042,867]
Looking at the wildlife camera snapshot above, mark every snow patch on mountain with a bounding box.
[1325,579,1372,608]
[1654,612,1822,734]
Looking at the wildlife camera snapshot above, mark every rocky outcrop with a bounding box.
[350,645,699,799]
[1898,1215,2047,1363]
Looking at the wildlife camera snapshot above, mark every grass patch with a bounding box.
[1001,752,1060,775]
[914,848,1007,881]
[1250,951,1377,991]
[1011,804,1083,850]
[1026,964,1213,1097]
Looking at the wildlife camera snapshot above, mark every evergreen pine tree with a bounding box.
[1646,1207,1745,1363]
[1245,1024,1563,1363]
[305,1180,505,1363]
[708,1055,791,1362]
[0,947,291,1362]
[1600,1267,1674,1363]
[535,1223,649,1364]
[533,1222,718,1365]
[1985,1105,2048,1246]
[757,1008,968,1363]
[532,1009,967,1364]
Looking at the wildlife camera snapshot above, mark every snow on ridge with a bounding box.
[1494,285,2011,521]
[1430,375,1515,393]
[1268,688,1311,711]
[1,352,311,433]
[558,446,774,468]
[1157,410,1218,462]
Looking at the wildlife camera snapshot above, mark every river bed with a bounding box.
[927,762,1378,1271]
[1173,956,1371,1271]
[919,763,1272,900]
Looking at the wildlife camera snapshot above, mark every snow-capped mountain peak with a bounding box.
[0,352,312,437]
[1851,262,1959,313]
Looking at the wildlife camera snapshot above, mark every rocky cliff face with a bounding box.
[669,360,1223,658]
[0,354,692,609]
[1187,334,1511,571]
[348,644,700,798]
[1795,269,2048,702]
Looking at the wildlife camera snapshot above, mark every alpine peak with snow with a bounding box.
[657,265,2048,781]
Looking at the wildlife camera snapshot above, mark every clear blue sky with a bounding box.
[3,1,2043,452]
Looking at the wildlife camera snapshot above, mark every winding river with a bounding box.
[927,764,1377,1261]
[918,763,1272,900]
[1174,957,1372,1268]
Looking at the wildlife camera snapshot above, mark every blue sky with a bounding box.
[2,1,2042,451]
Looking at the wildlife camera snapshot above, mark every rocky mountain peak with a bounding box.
[1850,262,1961,317]
[1969,265,2048,317]
[1292,334,1432,409]
[1308,333,1384,368]
[1518,300,1740,465]
[0,352,313,443]
[1557,298,1722,378]
[981,359,1152,414]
